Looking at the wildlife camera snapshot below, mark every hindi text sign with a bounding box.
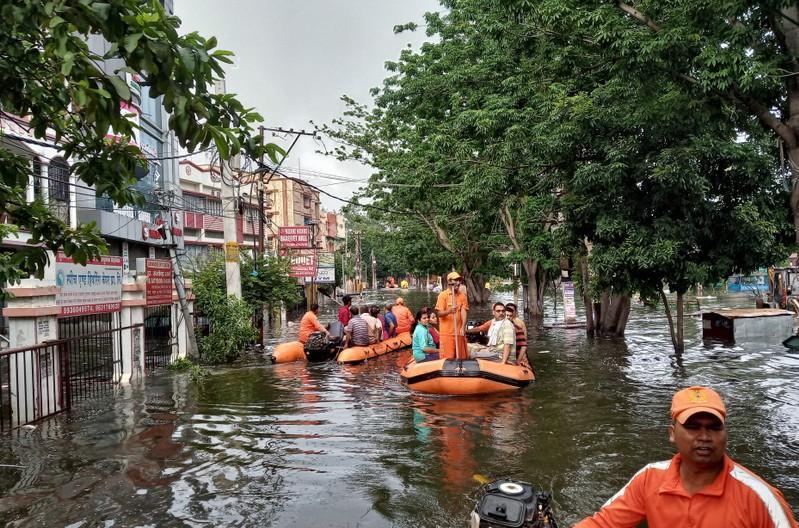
[55,252,123,317]
[146,259,173,306]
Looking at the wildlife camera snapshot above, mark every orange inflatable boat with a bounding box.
[337,332,412,365]
[271,341,306,364]
[401,358,534,395]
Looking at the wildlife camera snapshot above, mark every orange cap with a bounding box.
[396,297,404,305]
[447,271,461,281]
[671,386,727,424]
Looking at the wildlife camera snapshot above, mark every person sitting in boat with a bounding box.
[465,302,516,364]
[411,309,440,363]
[344,306,370,347]
[362,305,382,344]
[425,307,441,347]
[504,303,530,369]
[392,297,415,334]
[383,303,398,339]
[338,295,353,326]
[298,303,331,344]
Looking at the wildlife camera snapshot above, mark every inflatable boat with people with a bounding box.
[401,358,534,395]
[336,332,412,365]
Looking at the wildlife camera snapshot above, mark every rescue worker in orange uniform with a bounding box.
[298,303,330,344]
[391,297,415,334]
[434,271,469,359]
[574,386,798,528]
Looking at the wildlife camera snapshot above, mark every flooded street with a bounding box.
[1,290,797,527]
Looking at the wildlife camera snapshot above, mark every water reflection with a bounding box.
[0,291,796,527]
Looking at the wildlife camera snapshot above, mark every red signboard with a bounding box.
[145,259,173,306]
[278,226,312,248]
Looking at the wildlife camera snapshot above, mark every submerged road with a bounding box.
[0,291,797,526]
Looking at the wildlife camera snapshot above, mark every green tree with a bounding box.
[241,253,302,316]
[0,0,282,291]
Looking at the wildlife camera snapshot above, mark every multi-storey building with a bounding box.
[177,160,264,266]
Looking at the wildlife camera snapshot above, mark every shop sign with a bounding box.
[55,252,123,317]
[315,267,335,283]
[146,259,173,306]
[278,226,311,248]
[285,250,317,278]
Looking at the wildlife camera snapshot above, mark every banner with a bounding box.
[55,252,123,317]
[146,259,173,306]
[314,252,335,283]
[288,252,317,278]
[278,226,311,248]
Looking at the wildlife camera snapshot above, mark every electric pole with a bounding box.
[371,250,377,290]
[354,231,362,293]
[222,153,242,299]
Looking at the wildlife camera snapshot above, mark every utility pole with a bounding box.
[222,153,242,299]
[371,250,377,290]
[167,223,199,361]
[354,231,362,293]
[258,125,267,260]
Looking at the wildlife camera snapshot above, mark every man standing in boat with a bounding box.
[435,271,469,359]
[574,386,798,528]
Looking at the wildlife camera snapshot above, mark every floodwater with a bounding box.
[0,290,797,527]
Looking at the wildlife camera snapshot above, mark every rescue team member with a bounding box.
[298,304,330,344]
[434,272,469,359]
[392,297,415,334]
[574,386,798,528]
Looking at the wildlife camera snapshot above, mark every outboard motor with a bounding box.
[303,321,345,362]
[471,480,558,528]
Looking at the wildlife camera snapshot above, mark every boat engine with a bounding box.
[304,326,343,362]
[470,480,558,528]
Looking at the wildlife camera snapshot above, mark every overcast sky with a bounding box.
[174,0,440,211]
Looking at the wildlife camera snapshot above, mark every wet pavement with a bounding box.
[0,290,797,527]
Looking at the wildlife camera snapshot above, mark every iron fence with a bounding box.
[58,313,123,402]
[0,323,142,432]
[144,304,175,371]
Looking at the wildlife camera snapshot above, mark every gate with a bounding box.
[58,313,122,401]
[144,304,175,370]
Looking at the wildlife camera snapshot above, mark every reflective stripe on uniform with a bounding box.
[730,465,793,528]
[603,460,672,508]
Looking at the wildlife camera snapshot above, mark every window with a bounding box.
[48,158,69,202]
[303,194,311,208]
[32,158,44,201]
[183,194,204,212]
[206,198,223,216]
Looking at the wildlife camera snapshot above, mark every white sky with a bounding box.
[174,0,440,211]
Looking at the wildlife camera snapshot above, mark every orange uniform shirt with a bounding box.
[435,289,469,359]
[575,454,797,528]
[392,304,415,334]
[298,311,325,343]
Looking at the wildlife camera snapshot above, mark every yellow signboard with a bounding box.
[224,241,239,262]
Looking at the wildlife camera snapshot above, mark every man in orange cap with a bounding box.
[575,386,797,528]
[434,271,469,359]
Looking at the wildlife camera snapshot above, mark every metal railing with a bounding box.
[0,323,142,432]
[144,305,176,371]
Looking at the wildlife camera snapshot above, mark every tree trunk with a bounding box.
[660,289,682,353]
[580,257,596,336]
[598,292,631,337]
[524,260,543,319]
